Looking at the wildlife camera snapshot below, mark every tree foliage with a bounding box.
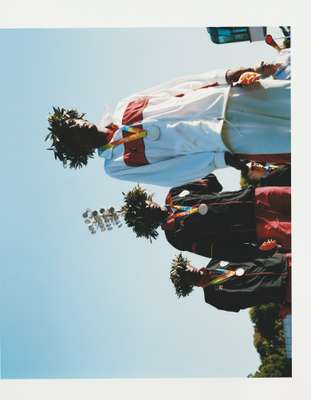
[248,303,291,377]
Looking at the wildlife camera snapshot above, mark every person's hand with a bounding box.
[225,68,255,85]
[258,239,278,257]
[259,239,277,251]
[247,162,266,182]
[254,62,282,77]
[238,72,261,86]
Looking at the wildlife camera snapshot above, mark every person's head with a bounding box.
[46,107,109,169]
[170,254,211,298]
[121,185,168,241]
[240,162,266,187]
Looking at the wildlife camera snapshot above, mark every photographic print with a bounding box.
[1,26,291,381]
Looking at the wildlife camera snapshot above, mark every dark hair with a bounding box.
[240,165,262,188]
[121,185,164,241]
[170,254,194,298]
[46,107,99,169]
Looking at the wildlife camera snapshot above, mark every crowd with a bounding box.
[46,43,291,316]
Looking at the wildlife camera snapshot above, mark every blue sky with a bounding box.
[1,27,285,378]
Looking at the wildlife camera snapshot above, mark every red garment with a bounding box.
[121,98,149,167]
[255,187,291,251]
[104,123,119,144]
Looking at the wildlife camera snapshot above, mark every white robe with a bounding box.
[98,69,290,187]
[273,48,291,80]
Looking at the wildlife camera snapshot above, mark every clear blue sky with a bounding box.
[1,27,283,378]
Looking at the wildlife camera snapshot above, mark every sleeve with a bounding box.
[192,240,273,262]
[201,174,223,192]
[204,282,268,312]
[203,287,241,312]
[104,151,227,187]
[170,174,223,195]
[115,69,229,107]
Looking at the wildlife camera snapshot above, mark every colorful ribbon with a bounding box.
[170,205,200,218]
[101,126,148,150]
[208,270,287,287]
[208,270,236,286]
[166,195,202,219]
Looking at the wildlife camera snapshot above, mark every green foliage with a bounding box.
[121,185,159,241]
[249,303,291,377]
[170,253,194,298]
[46,107,95,169]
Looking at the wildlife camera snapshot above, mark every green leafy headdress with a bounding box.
[46,107,95,169]
[121,185,162,241]
[170,253,194,298]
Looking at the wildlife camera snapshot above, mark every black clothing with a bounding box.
[225,151,248,172]
[203,254,289,312]
[163,177,269,262]
[169,173,223,195]
[259,165,291,187]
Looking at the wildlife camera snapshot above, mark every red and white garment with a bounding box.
[98,69,290,187]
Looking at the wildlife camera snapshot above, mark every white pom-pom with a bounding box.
[198,203,208,215]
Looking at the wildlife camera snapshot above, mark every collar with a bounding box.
[105,123,119,143]
[97,123,120,159]
[161,206,175,231]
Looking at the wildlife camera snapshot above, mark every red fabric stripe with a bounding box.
[105,123,119,143]
[255,187,291,251]
[161,216,176,231]
[121,97,150,167]
[165,193,173,206]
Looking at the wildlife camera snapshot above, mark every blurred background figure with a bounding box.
[240,162,291,189]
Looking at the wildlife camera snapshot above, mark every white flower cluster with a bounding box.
[82,207,123,234]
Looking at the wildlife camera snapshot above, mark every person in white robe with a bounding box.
[47,63,290,187]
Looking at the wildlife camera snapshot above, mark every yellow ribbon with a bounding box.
[101,127,148,150]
